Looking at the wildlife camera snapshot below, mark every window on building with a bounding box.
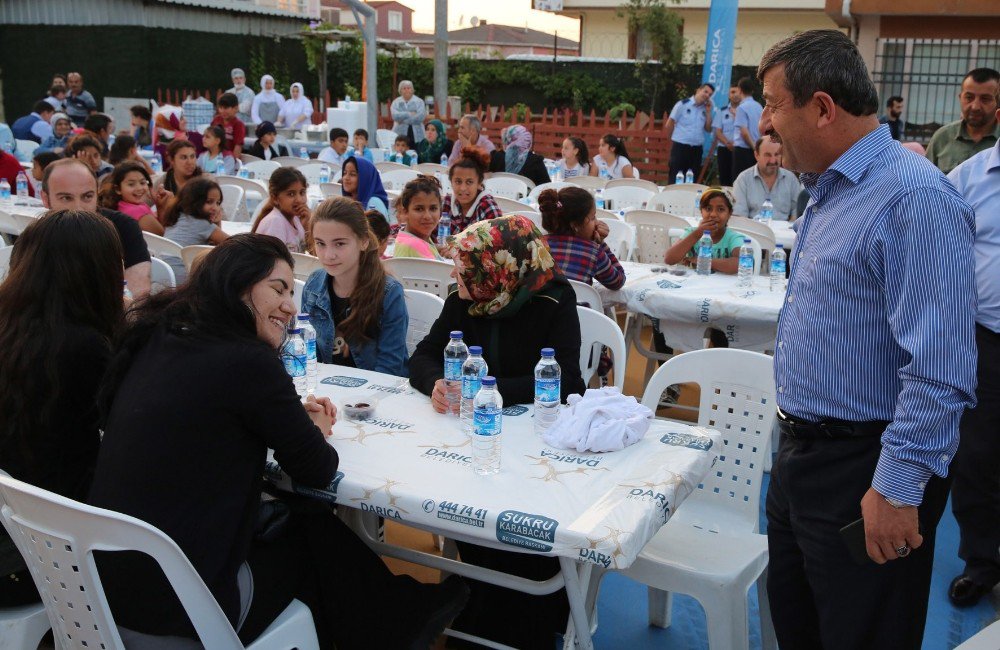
[388,10,403,32]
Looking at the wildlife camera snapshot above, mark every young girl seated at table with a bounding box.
[441,146,502,234]
[664,188,745,274]
[391,175,446,260]
[539,186,625,290]
[301,197,409,376]
[252,167,310,253]
[100,161,165,236]
[162,177,229,282]
[340,155,389,218]
[556,136,590,179]
[590,133,635,180]
[196,125,237,176]
[409,215,585,650]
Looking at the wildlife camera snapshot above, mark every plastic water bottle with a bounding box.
[738,238,754,290]
[150,154,162,173]
[685,169,694,184]
[283,327,308,398]
[122,281,132,302]
[675,171,684,185]
[696,230,713,276]
[440,153,449,166]
[444,331,469,416]
[297,314,318,394]
[15,171,28,205]
[693,189,703,217]
[460,346,488,435]
[0,179,10,207]
[758,198,774,226]
[319,165,331,184]
[533,348,561,435]
[407,150,418,167]
[213,154,224,175]
[472,377,503,476]
[770,244,787,292]
[299,147,309,160]
[345,94,351,106]
[595,189,605,210]
[437,210,451,245]
[395,152,404,164]
[239,164,250,179]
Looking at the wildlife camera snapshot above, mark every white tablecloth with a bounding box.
[265,366,720,571]
[599,261,785,352]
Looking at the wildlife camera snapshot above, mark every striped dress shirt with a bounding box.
[774,125,978,506]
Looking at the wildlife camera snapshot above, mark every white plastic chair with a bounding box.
[290,252,323,282]
[602,186,654,212]
[297,162,329,186]
[729,217,776,273]
[565,175,607,192]
[319,182,343,198]
[493,196,530,215]
[568,279,603,311]
[483,175,530,200]
[272,156,308,168]
[403,289,446,356]
[380,168,419,192]
[619,348,776,650]
[14,139,38,158]
[0,473,320,650]
[415,163,448,176]
[956,619,1000,649]
[576,305,627,389]
[143,231,184,259]
[239,153,263,164]
[0,245,13,279]
[150,257,176,293]
[181,245,213,272]
[294,278,306,314]
[0,601,49,650]
[528,181,573,201]
[486,171,536,189]
[624,210,690,264]
[605,178,659,194]
[376,129,398,149]
[599,217,635,262]
[671,183,709,193]
[649,189,701,218]
[596,208,621,221]
[219,184,247,222]
[375,161,410,173]
[243,160,280,182]
[383,257,454,300]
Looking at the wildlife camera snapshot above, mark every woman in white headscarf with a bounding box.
[251,75,285,125]
[276,82,313,129]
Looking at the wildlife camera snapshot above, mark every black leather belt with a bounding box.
[777,409,889,439]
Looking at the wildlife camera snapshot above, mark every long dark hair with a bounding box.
[538,187,595,235]
[601,134,630,161]
[162,177,222,228]
[163,140,202,194]
[99,161,151,209]
[109,134,137,166]
[565,137,590,171]
[252,167,307,232]
[311,198,385,342]
[0,211,124,468]
[100,234,294,416]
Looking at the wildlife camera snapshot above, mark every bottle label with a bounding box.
[438,223,450,242]
[306,339,317,360]
[535,378,560,403]
[284,353,306,378]
[739,255,753,270]
[771,261,786,274]
[699,243,712,258]
[473,407,502,436]
[444,358,463,381]
[462,375,483,399]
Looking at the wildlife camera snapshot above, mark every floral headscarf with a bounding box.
[502,125,533,174]
[447,215,558,318]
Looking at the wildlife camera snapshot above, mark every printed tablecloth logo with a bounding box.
[351,478,408,520]
[526,454,610,483]
[656,279,682,289]
[420,447,472,465]
[502,405,529,416]
[496,510,559,552]
[659,431,714,451]
[579,527,630,569]
[698,297,713,323]
[321,375,368,388]
[368,383,415,395]
[292,470,345,504]
[431,500,488,528]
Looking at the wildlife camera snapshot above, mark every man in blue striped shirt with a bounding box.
[759,30,978,650]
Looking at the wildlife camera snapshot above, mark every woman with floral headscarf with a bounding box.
[488,124,550,187]
[152,105,202,168]
[408,217,584,649]
[277,82,313,129]
[417,119,452,164]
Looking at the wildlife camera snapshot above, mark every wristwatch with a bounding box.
[884,496,910,509]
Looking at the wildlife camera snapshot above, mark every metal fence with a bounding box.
[873,38,1000,143]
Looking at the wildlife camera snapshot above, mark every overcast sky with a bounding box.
[400,0,581,37]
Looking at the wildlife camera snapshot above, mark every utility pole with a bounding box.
[434,0,448,119]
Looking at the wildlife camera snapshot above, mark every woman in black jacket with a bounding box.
[409,215,585,649]
[487,124,551,188]
[0,210,124,607]
[88,234,467,649]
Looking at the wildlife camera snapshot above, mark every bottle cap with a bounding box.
[469,345,483,354]
[541,347,555,356]
[481,376,496,387]
[743,238,751,243]
[297,313,309,321]
[703,230,711,235]
[775,243,784,249]
[449,330,463,339]
[288,327,301,334]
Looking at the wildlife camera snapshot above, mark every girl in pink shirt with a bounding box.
[251,167,310,253]
[99,161,165,235]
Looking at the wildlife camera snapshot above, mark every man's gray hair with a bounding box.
[757,29,878,117]
[398,80,414,93]
[461,114,482,134]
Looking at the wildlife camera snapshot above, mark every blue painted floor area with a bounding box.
[590,472,1000,649]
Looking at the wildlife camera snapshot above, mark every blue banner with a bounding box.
[701,0,740,113]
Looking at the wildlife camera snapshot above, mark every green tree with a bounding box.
[618,0,685,114]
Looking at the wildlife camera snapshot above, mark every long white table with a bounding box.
[265,365,721,649]
[599,261,785,352]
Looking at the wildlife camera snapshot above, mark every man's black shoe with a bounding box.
[948,574,994,607]
[409,575,471,649]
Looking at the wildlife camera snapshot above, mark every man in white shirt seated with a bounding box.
[732,137,802,221]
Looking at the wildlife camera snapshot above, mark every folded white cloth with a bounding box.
[542,386,654,453]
